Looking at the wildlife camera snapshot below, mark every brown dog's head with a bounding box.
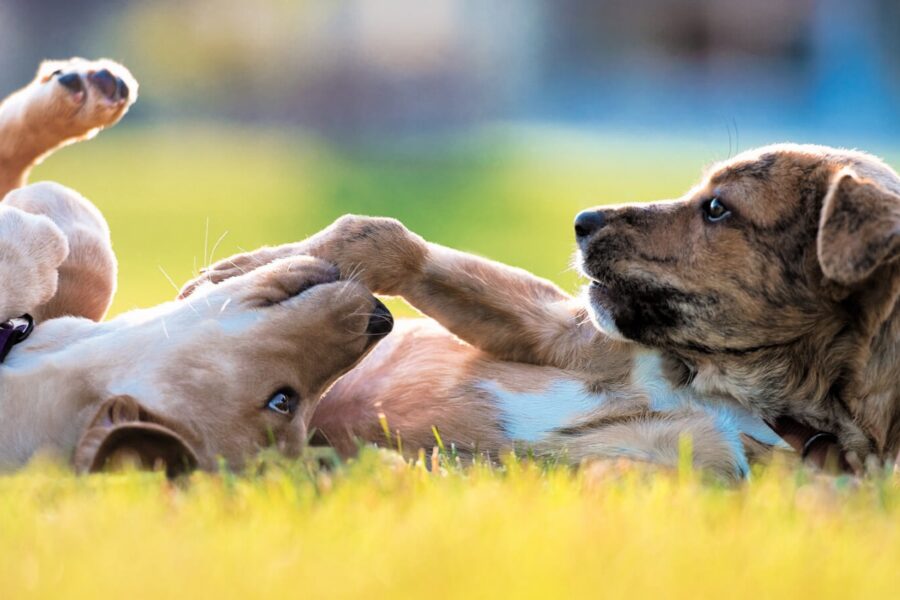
[576,144,900,456]
[61,255,392,475]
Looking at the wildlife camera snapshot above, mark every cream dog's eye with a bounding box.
[703,197,731,222]
[266,388,300,416]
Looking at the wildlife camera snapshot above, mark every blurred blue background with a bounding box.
[2,0,898,142]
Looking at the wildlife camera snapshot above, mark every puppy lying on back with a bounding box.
[184,218,786,480]
[0,60,392,474]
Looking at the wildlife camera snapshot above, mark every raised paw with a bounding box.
[31,58,137,141]
[180,216,425,299]
[0,58,138,195]
[302,215,426,293]
[179,246,293,299]
[0,206,69,320]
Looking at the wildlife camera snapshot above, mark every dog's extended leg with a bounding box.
[4,183,115,322]
[0,58,137,197]
[184,216,620,371]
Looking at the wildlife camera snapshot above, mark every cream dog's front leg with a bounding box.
[0,205,69,322]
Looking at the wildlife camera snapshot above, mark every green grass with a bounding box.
[11,126,900,598]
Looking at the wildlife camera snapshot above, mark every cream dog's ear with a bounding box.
[73,395,198,477]
[818,168,900,285]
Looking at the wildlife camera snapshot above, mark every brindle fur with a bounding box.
[578,144,900,465]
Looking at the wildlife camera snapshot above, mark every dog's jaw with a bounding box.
[580,284,629,342]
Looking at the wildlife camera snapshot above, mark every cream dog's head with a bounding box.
[575,144,900,458]
[11,255,391,475]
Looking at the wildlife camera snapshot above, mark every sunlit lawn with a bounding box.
[5,126,898,598]
[2,450,898,598]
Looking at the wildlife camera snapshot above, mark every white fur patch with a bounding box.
[632,351,787,455]
[580,286,627,341]
[479,379,607,442]
[481,352,786,474]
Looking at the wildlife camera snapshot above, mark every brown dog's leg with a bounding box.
[184,216,619,370]
[4,183,116,322]
[0,58,137,197]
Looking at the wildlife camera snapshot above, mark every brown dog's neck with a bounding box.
[678,290,900,461]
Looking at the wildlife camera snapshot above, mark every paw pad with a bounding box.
[52,68,130,103]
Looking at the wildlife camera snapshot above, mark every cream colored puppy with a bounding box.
[0,60,393,474]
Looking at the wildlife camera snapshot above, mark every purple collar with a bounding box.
[0,314,33,363]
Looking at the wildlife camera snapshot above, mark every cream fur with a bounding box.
[0,60,388,474]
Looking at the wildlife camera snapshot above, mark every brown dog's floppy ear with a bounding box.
[818,168,900,285]
[73,395,199,477]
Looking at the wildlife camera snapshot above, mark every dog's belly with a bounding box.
[475,379,607,443]
[314,319,784,467]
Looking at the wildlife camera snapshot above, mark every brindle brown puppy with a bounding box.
[575,144,900,467]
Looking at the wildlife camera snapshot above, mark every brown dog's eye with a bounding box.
[266,388,300,416]
[703,197,731,222]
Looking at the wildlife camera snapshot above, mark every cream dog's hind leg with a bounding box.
[4,183,115,322]
[0,58,137,197]
[0,204,68,322]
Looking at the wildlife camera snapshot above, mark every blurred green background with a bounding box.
[6,0,900,316]
[31,126,900,317]
[31,126,728,316]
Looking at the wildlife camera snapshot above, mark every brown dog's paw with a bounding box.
[305,215,425,293]
[23,58,138,144]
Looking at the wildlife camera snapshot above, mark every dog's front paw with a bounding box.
[0,206,69,319]
[180,246,294,299]
[180,216,425,299]
[24,58,137,144]
[305,215,426,293]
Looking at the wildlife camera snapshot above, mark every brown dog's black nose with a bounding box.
[574,210,606,241]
